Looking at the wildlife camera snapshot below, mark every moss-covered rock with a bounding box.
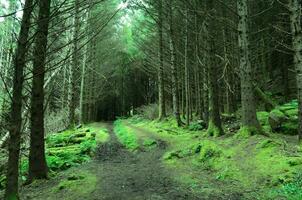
[269,109,288,131]
[267,100,299,135]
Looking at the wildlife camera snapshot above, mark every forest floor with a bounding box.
[6,110,302,200]
[19,123,202,200]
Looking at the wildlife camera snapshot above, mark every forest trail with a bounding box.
[20,122,201,200]
[91,122,200,200]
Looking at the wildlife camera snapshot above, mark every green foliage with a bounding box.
[114,120,139,150]
[198,143,221,163]
[0,174,5,190]
[257,111,269,126]
[271,173,302,200]
[188,121,205,131]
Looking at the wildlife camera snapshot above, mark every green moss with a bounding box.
[270,109,286,119]
[143,139,157,147]
[188,122,205,131]
[281,122,298,135]
[199,143,221,162]
[284,108,298,117]
[257,111,269,126]
[114,120,139,150]
[236,126,261,138]
[256,139,281,149]
[53,171,97,200]
[207,121,223,137]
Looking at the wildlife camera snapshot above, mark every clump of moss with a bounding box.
[188,121,205,131]
[257,111,269,126]
[199,143,221,162]
[114,120,139,150]
[268,100,299,135]
[236,126,262,138]
[256,139,281,149]
[163,143,202,160]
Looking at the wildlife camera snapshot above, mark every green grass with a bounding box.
[114,120,139,150]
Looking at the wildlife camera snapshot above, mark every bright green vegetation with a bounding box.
[257,100,298,136]
[114,120,139,150]
[53,171,97,199]
[19,124,109,179]
[125,109,302,199]
[21,169,97,200]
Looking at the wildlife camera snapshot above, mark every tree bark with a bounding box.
[169,0,182,126]
[28,0,51,182]
[68,0,80,126]
[185,8,190,126]
[158,0,166,120]
[289,0,302,141]
[205,0,224,136]
[4,0,34,199]
[237,0,261,134]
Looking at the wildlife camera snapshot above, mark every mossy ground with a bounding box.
[0,123,109,198]
[125,115,302,199]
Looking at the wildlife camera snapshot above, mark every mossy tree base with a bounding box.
[207,121,224,137]
[236,126,266,138]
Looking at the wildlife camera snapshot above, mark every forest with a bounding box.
[1,0,302,199]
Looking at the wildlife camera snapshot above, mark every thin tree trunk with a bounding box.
[68,0,80,126]
[185,9,190,126]
[4,0,34,198]
[158,0,166,120]
[169,0,182,126]
[28,0,51,182]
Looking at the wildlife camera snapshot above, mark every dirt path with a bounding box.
[19,122,203,200]
[90,123,200,200]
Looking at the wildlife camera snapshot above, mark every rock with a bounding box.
[268,109,288,132]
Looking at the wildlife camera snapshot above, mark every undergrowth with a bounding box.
[19,124,109,181]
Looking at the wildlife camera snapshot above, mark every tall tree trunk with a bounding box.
[169,0,182,126]
[185,8,190,126]
[28,0,51,182]
[237,0,261,134]
[289,0,302,141]
[68,0,80,126]
[4,0,34,199]
[158,0,166,120]
[205,1,224,137]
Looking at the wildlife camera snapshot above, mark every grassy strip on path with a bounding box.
[114,119,139,150]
